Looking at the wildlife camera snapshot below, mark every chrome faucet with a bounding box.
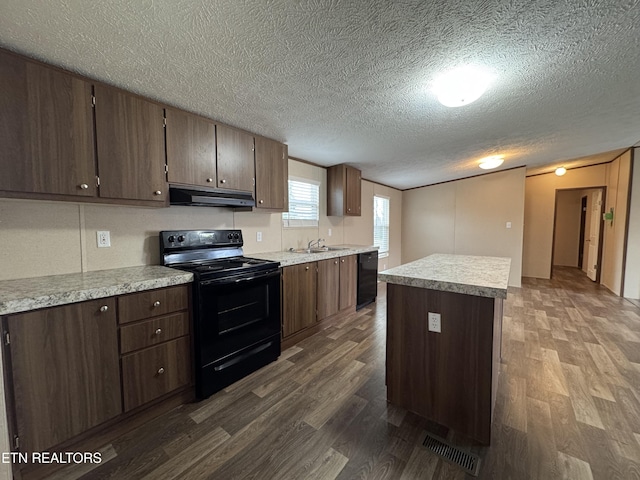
[307,238,325,249]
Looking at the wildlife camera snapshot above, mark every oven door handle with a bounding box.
[200,269,280,286]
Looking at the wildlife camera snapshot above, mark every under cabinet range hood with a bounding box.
[169,185,255,208]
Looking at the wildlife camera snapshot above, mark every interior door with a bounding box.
[586,190,602,281]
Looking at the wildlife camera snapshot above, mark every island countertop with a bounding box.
[0,266,193,316]
[378,253,510,299]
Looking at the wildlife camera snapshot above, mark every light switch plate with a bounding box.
[506,221,512,229]
[257,231,263,242]
[328,228,332,237]
[428,312,441,333]
[97,231,111,248]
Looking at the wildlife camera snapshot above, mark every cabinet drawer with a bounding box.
[121,336,191,411]
[119,312,189,354]
[118,285,188,324]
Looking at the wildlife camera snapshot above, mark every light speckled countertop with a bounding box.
[0,266,193,316]
[378,254,510,299]
[251,245,378,267]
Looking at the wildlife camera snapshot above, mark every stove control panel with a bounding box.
[160,230,244,250]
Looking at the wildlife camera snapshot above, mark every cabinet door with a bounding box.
[255,137,287,210]
[0,51,96,196]
[6,298,121,453]
[94,85,166,202]
[339,255,357,310]
[282,262,317,337]
[216,124,255,192]
[318,258,340,320]
[345,166,361,215]
[166,108,216,188]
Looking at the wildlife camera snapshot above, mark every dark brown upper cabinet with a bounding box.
[0,50,96,197]
[327,164,361,216]
[216,124,255,193]
[94,85,167,203]
[254,137,288,210]
[165,109,217,188]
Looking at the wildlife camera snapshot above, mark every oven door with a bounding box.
[194,268,281,368]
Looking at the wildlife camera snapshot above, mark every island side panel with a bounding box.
[386,283,497,445]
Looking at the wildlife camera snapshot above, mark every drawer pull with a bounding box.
[79,183,89,189]
[100,305,109,312]
[305,266,309,271]
[157,367,165,375]
[341,259,345,263]
[206,178,213,183]
[155,328,162,336]
[153,301,161,307]
[154,190,162,196]
[334,260,338,264]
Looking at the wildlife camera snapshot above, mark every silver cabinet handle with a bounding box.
[220,179,226,184]
[155,328,162,335]
[154,190,162,195]
[341,259,345,263]
[259,200,264,204]
[334,260,338,264]
[305,266,309,271]
[153,301,161,307]
[157,367,165,375]
[100,305,108,312]
[206,178,213,183]
[79,183,89,189]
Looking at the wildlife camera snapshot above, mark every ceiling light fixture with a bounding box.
[478,155,504,170]
[555,166,567,176]
[433,66,494,108]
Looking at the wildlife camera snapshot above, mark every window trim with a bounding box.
[282,176,320,228]
[373,195,390,258]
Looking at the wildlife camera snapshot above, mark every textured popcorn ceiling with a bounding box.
[1,0,639,189]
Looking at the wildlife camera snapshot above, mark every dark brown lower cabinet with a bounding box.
[5,299,122,453]
[282,262,317,337]
[339,255,357,310]
[121,336,191,411]
[317,258,340,320]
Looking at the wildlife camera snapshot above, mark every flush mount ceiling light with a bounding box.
[433,66,494,108]
[478,155,504,170]
[555,166,567,176]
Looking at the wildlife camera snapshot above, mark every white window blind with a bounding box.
[282,178,320,227]
[373,196,390,257]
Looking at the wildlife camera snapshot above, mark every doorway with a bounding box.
[551,187,606,282]
[578,195,587,269]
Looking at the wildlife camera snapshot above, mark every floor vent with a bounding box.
[422,432,481,476]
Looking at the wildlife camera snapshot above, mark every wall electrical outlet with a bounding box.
[97,231,111,248]
[428,312,441,333]
[328,228,332,237]
[257,231,263,242]
[506,221,512,229]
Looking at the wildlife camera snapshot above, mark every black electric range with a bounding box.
[160,229,281,399]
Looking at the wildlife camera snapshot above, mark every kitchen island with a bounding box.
[378,254,510,445]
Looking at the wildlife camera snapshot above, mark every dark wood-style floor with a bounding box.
[46,267,640,479]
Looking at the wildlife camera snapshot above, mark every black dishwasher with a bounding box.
[357,250,378,310]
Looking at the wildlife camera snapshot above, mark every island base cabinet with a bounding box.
[386,283,501,445]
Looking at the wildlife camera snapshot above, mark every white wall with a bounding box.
[0,159,403,281]
[402,167,526,287]
[623,148,639,299]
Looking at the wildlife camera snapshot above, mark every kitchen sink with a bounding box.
[289,246,349,254]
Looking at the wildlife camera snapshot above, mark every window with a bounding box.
[373,196,390,257]
[282,178,320,227]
